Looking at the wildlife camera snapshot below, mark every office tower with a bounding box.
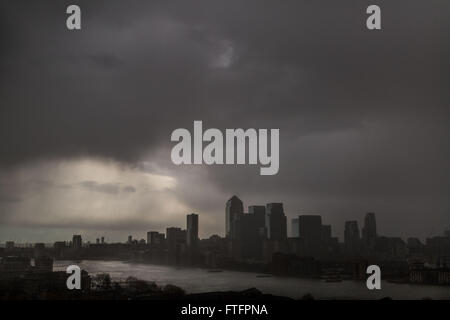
[166,227,187,264]
[362,212,377,252]
[147,231,165,245]
[187,213,199,248]
[72,235,82,249]
[234,206,267,260]
[291,218,299,238]
[265,203,287,241]
[248,205,265,214]
[96,238,100,244]
[298,215,322,256]
[166,227,186,242]
[226,195,243,239]
[127,235,132,244]
[187,213,199,264]
[248,205,266,229]
[101,236,104,244]
[344,221,360,255]
[321,225,332,243]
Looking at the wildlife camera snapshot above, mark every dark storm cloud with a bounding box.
[0,0,449,239]
[1,0,448,162]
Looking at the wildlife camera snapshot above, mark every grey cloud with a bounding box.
[0,0,449,240]
[123,185,136,193]
[79,181,120,194]
[78,181,137,194]
[1,0,448,166]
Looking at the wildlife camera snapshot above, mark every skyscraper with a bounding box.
[298,215,322,256]
[226,195,243,239]
[248,205,265,214]
[234,206,267,260]
[344,221,360,255]
[362,212,377,252]
[291,218,299,238]
[187,213,199,248]
[321,225,332,244]
[248,205,266,236]
[166,227,186,264]
[187,213,199,264]
[265,203,287,241]
[147,231,165,246]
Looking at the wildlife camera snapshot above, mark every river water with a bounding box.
[53,260,450,300]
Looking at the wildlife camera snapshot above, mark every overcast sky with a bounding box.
[1,0,449,243]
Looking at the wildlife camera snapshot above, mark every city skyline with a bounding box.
[2,194,449,298]
[1,195,446,246]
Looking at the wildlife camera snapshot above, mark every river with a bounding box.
[53,260,450,300]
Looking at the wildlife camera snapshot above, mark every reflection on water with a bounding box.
[54,260,450,300]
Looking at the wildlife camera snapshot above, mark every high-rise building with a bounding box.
[248,205,266,230]
[166,228,186,243]
[72,235,82,249]
[147,231,165,246]
[248,205,266,238]
[234,206,267,260]
[362,212,377,252]
[298,215,322,256]
[321,225,332,244]
[344,221,360,255]
[226,195,243,239]
[291,218,299,238]
[265,203,287,241]
[187,213,199,248]
[248,205,265,215]
[166,227,186,264]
